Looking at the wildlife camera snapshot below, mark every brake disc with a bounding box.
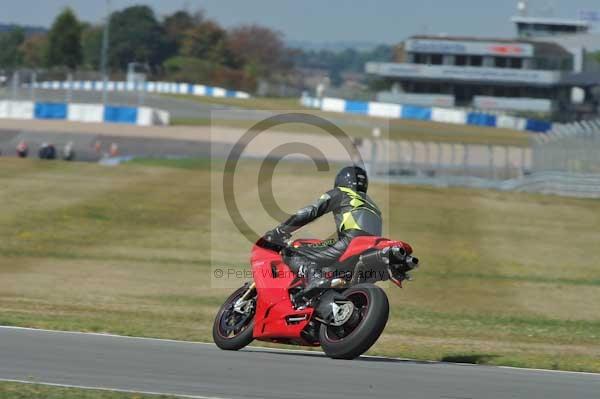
[330,301,355,326]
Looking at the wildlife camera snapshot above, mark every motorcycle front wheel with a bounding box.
[319,283,389,359]
[212,284,255,351]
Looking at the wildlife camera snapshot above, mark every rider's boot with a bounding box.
[293,265,331,307]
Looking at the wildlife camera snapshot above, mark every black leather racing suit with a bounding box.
[277,186,383,274]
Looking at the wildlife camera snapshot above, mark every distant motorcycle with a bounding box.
[213,234,420,359]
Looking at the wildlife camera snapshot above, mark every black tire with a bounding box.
[212,285,255,351]
[319,283,389,360]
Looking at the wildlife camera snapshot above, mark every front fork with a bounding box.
[233,282,256,314]
[240,282,256,301]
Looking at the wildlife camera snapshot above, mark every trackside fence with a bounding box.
[368,119,600,198]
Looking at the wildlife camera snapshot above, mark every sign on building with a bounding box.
[405,39,534,57]
[578,10,600,22]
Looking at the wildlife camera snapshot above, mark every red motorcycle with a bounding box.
[213,235,419,359]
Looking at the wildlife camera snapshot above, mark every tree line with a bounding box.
[0,6,392,93]
[292,45,393,87]
[0,6,293,92]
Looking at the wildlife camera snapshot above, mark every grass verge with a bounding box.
[0,382,179,399]
[0,158,599,372]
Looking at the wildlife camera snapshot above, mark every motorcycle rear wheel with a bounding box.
[213,285,255,351]
[319,283,389,359]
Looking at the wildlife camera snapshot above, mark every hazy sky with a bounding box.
[3,0,600,44]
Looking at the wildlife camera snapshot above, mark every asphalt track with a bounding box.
[1,326,599,399]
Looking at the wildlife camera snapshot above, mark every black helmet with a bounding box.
[334,166,368,193]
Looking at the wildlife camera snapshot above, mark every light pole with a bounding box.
[100,0,111,105]
[127,62,151,106]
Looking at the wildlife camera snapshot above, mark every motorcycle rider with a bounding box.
[265,165,382,303]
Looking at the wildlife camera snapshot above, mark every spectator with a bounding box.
[38,143,57,160]
[16,141,28,158]
[109,143,119,157]
[62,141,75,161]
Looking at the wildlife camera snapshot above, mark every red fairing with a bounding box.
[250,244,314,342]
[248,235,412,344]
[338,236,413,262]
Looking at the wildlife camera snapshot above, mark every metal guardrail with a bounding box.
[368,139,531,181]
[372,169,600,199]
[501,172,600,198]
[532,118,600,175]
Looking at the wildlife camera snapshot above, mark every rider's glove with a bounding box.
[264,226,291,244]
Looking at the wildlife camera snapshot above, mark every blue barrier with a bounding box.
[344,100,369,114]
[2,101,167,126]
[301,96,553,133]
[35,102,68,119]
[401,105,432,121]
[525,119,552,133]
[103,106,138,124]
[467,112,497,127]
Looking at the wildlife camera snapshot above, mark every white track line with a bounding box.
[0,325,215,346]
[1,325,599,378]
[0,377,229,399]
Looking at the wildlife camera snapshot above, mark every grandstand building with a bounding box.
[366,5,600,121]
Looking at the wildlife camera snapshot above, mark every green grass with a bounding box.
[165,94,303,111]
[0,158,599,373]
[167,94,531,147]
[0,382,179,399]
[128,157,212,170]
